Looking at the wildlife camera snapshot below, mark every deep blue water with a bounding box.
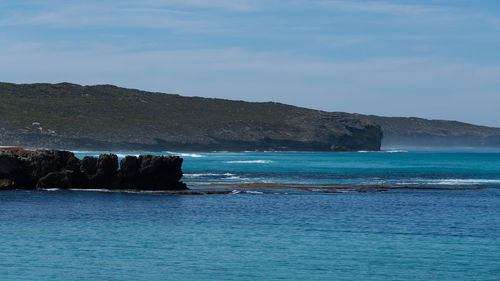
[1,149,500,280]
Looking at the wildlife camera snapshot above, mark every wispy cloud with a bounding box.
[0,0,260,31]
[318,0,442,16]
[0,2,228,33]
[142,0,259,12]
[1,41,498,92]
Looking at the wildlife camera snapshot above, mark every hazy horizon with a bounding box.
[1,0,499,126]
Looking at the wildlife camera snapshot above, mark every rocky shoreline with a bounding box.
[0,147,187,191]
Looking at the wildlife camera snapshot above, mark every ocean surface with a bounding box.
[1,148,500,280]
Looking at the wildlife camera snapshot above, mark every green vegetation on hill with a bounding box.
[0,82,382,151]
[2,82,498,150]
[0,83,294,138]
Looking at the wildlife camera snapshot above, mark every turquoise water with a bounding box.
[1,149,500,280]
[74,149,500,187]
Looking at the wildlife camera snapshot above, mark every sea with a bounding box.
[1,147,500,280]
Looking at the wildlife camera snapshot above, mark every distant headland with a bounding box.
[1,82,499,151]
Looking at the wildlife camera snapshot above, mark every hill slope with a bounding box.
[0,82,382,151]
[361,115,500,147]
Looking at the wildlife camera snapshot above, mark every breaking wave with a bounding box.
[163,151,205,158]
[116,153,140,158]
[179,153,204,158]
[184,173,235,179]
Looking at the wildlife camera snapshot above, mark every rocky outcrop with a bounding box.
[116,155,185,190]
[0,147,187,190]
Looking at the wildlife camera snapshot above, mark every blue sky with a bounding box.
[1,0,499,126]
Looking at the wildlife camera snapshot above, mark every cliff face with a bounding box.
[0,147,186,190]
[0,82,382,152]
[361,115,500,147]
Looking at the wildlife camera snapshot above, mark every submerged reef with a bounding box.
[0,147,186,190]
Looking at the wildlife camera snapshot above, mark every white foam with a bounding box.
[226,176,250,180]
[69,188,168,194]
[179,153,204,158]
[116,153,140,158]
[225,160,274,164]
[184,173,235,179]
[433,179,500,185]
[398,179,500,185]
[245,191,263,194]
[70,150,98,153]
[359,150,408,153]
[163,151,204,158]
[70,188,115,193]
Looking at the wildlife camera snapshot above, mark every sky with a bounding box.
[1,0,499,126]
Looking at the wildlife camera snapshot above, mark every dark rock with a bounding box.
[37,170,76,189]
[116,156,139,188]
[0,147,187,191]
[9,149,81,188]
[88,154,118,188]
[120,156,139,178]
[80,156,97,175]
[0,153,21,178]
[117,155,186,190]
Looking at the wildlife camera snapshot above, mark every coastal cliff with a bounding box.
[0,147,186,190]
[361,115,500,147]
[0,82,382,152]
